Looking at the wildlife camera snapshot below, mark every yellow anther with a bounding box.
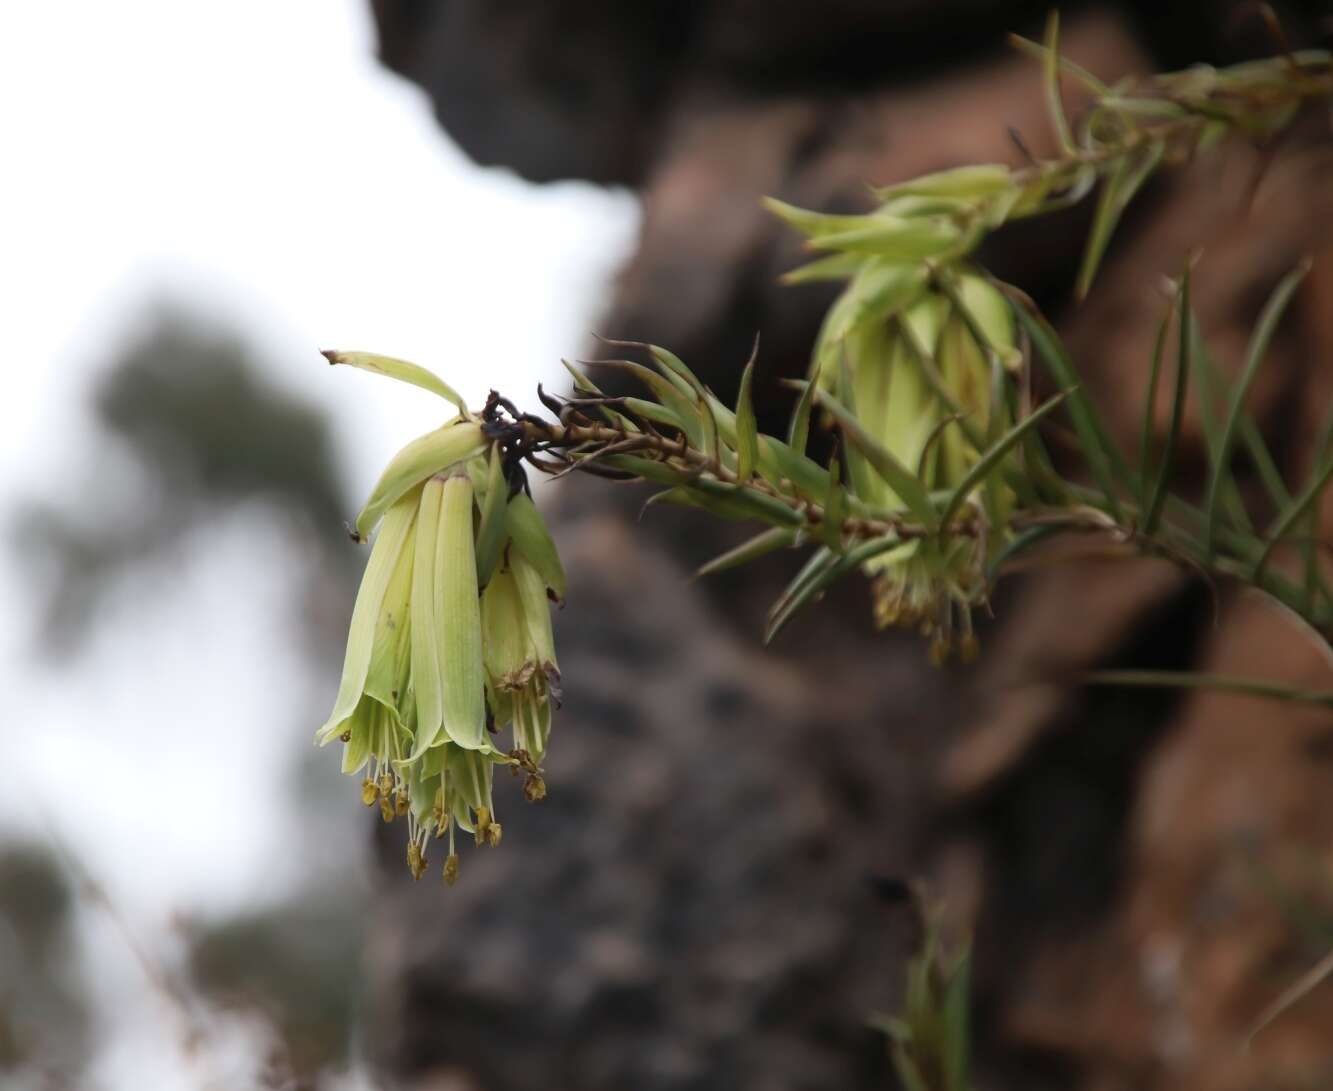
[361,779,378,806]
[443,854,460,886]
[959,633,980,664]
[407,841,427,881]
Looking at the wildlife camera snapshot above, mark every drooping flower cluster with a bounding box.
[769,166,1024,662]
[316,354,563,884]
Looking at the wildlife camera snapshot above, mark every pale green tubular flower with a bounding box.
[318,351,565,885]
[782,171,1025,663]
[481,549,559,800]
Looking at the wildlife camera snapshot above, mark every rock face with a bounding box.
[364,4,1333,1090]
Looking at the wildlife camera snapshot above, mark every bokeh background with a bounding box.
[4,2,1333,1090]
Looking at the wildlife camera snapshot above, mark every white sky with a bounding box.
[0,2,639,1086]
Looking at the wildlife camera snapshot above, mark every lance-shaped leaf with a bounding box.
[814,384,938,527]
[762,197,881,240]
[322,350,468,414]
[1204,261,1309,556]
[765,536,907,643]
[1253,455,1333,584]
[1016,302,1129,515]
[561,360,638,431]
[647,344,708,400]
[938,392,1070,529]
[788,360,821,455]
[601,453,690,486]
[355,420,486,540]
[808,215,963,260]
[872,163,1014,201]
[696,527,797,578]
[1042,11,1075,154]
[949,272,1022,370]
[316,492,418,744]
[703,391,831,499]
[684,478,805,526]
[597,358,705,449]
[473,443,508,588]
[1076,140,1164,299]
[780,252,863,285]
[822,447,846,550]
[505,492,566,602]
[734,352,759,482]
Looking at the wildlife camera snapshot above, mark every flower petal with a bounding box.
[316,492,417,744]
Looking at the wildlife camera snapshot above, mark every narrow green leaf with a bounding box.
[942,947,972,1091]
[473,443,508,588]
[1205,262,1310,556]
[1139,292,1175,505]
[939,392,1070,529]
[1184,318,1254,536]
[1076,141,1164,299]
[816,382,938,527]
[735,351,760,482]
[873,163,1014,201]
[622,397,683,432]
[762,197,876,239]
[698,391,721,465]
[823,448,845,550]
[779,252,863,285]
[1142,268,1193,535]
[561,359,639,431]
[1015,301,1129,516]
[788,361,820,454]
[696,527,797,578]
[1008,33,1113,96]
[597,359,704,448]
[764,537,907,643]
[1085,670,1333,709]
[601,453,689,485]
[808,216,963,260]
[687,478,805,526]
[1254,457,1333,583]
[1042,12,1075,154]
[647,343,707,399]
[1247,947,1333,1050]
[323,350,468,415]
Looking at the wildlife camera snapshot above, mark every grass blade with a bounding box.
[1142,267,1193,535]
[1205,262,1309,555]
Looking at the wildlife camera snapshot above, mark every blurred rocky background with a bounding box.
[362,2,1333,1091]
[8,3,1333,1091]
